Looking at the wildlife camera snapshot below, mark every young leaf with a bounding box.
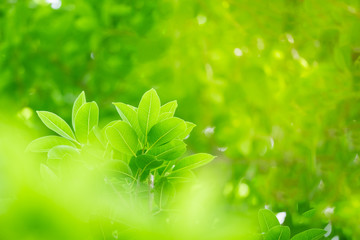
[72,91,86,129]
[158,112,173,122]
[89,126,106,146]
[102,120,121,133]
[291,229,326,240]
[113,102,143,139]
[147,139,186,161]
[26,136,76,152]
[178,121,196,139]
[105,121,139,157]
[37,111,76,142]
[160,100,178,115]
[138,88,161,134]
[258,209,280,233]
[74,101,99,143]
[47,145,80,160]
[265,226,291,240]
[148,117,187,148]
[172,153,214,172]
[159,100,177,121]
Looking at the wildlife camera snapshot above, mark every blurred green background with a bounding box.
[1,0,360,239]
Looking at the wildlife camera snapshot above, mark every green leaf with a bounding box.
[26,136,76,152]
[258,209,280,233]
[74,101,99,143]
[105,121,139,156]
[89,126,106,146]
[147,139,186,161]
[138,88,161,134]
[172,153,214,172]
[159,100,177,121]
[168,169,196,183]
[134,154,162,181]
[37,111,76,142]
[104,159,133,178]
[113,102,144,140]
[158,112,173,122]
[135,154,162,169]
[178,121,196,139]
[155,178,175,209]
[148,117,187,148]
[291,229,326,240]
[302,209,316,218]
[72,91,86,129]
[47,145,80,160]
[265,226,291,240]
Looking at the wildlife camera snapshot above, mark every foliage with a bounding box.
[1,0,360,239]
[258,209,326,240]
[28,89,215,212]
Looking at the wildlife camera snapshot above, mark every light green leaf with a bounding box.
[26,136,76,152]
[74,101,99,143]
[138,88,161,134]
[102,120,121,133]
[37,111,76,142]
[47,145,80,160]
[168,169,196,183]
[178,121,196,139]
[159,100,177,121]
[72,91,86,129]
[172,153,214,172]
[158,112,173,122]
[104,159,133,178]
[113,102,144,140]
[148,139,186,161]
[265,226,291,240]
[148,117,186,148]
[155,179,175,209]
[258,209,280,233]
[291,229,326,240]
[89,126,106,146]
[105,121,139,156]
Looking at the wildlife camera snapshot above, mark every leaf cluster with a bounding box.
[258,209,326,240]
[28,89,215,211]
